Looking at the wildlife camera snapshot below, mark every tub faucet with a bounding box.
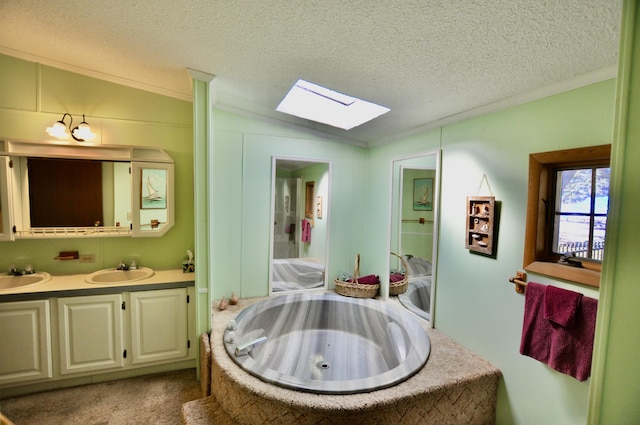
[235,336,267,357]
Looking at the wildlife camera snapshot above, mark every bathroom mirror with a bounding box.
[269,157,331,293]
[22,157,131,228]
[0,139,174,239]
[390,150,440,323]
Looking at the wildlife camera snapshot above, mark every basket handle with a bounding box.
[391,252,410,277]
[353,254,360,283]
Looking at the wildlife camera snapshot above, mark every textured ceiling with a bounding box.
[0,0,622,146]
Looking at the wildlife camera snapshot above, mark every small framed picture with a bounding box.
[316,195,323,219]
[140,168,167,210]
[413,178,433,211]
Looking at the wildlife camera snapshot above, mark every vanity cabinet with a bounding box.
[130,288,188,364]
[57,294,125,375]
[58,288,189,374]
[57,288,192,374]
[0,285,195,396]
[0,300,52,385]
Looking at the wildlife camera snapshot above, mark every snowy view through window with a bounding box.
[553,167,609,261]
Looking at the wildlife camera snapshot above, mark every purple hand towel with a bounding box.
[350,274,380,285]
[544,285,582,327]
[390,273,405,283]
[520,282,598,381]
[301,219,311,243]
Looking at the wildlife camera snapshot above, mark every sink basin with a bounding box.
[85,267,154,285]
[0,272,52,291]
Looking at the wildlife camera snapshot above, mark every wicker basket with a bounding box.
[334,254,379,298]
[389,252,409,295]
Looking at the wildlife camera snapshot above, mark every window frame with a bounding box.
[523,144,611,288]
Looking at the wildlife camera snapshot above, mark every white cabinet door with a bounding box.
[58,294,125,375]
[0,300,52,385]
[130,288,188,364]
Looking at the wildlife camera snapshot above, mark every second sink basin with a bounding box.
[0,272,52,291]
[85,267,154,285]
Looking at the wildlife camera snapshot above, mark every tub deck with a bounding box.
[183,295,501,425]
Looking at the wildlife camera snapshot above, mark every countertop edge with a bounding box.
[0,269,195,302]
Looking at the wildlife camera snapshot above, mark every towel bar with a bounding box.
[401,218,433,224]
[509,271,527,294]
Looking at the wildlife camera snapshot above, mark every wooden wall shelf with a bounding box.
[465,196,495,256]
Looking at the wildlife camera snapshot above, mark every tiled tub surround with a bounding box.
[223,292,431,394]
[195,294,501,425]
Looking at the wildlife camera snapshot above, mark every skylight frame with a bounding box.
[276,79,390,130]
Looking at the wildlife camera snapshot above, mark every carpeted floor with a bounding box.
[0,368,202,425]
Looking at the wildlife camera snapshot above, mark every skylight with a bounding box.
[276,79,390,130]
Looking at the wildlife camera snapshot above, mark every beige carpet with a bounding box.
[0,369,202,425]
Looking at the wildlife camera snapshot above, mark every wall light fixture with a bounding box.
[46,113,96,142]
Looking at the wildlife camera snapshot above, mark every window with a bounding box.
[552,166,609,261]
[523,145,611,287]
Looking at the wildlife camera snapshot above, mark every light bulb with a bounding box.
[46,121,70,139]
[72,122,96,142]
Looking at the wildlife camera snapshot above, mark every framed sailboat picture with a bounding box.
[140,168,167,209]
[413,178,433,211]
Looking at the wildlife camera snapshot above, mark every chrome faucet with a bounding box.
[116,261,129,271]
[7,265,34,276]
[8,265,23,276]
[235,336,267,357]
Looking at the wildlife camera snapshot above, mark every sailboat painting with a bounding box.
[141,168,167,209]
[413,178,433,211]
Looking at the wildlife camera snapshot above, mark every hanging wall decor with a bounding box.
[316,195,323,219]
[465,196,495,255]
[413,178,433,211]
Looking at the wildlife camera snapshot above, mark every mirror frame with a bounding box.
[268,156,332,294]
[387,149,441,326]
[0,156,14,241]
[0,139,174,239]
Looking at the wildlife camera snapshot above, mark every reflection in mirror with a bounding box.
[1,139,174,239]
[20,157,132,229]
[270,157,330,293]
[390,151,440,324]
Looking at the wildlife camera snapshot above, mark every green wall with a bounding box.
[400,168,435,261]
[0,54,194,275]
[293,163,330,260]
[209,109,368,301]
[367,79,615,425]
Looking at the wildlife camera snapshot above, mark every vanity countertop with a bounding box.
[0,269,195,302]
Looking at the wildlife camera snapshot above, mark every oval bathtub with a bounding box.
[398,277,432,321]
[223,292,430,394]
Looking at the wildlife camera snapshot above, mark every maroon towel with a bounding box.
[390,273,405,283]
[520,282,598,381]
[301,219,311,243]
[544,285,582,327]
[349,274,380,285]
